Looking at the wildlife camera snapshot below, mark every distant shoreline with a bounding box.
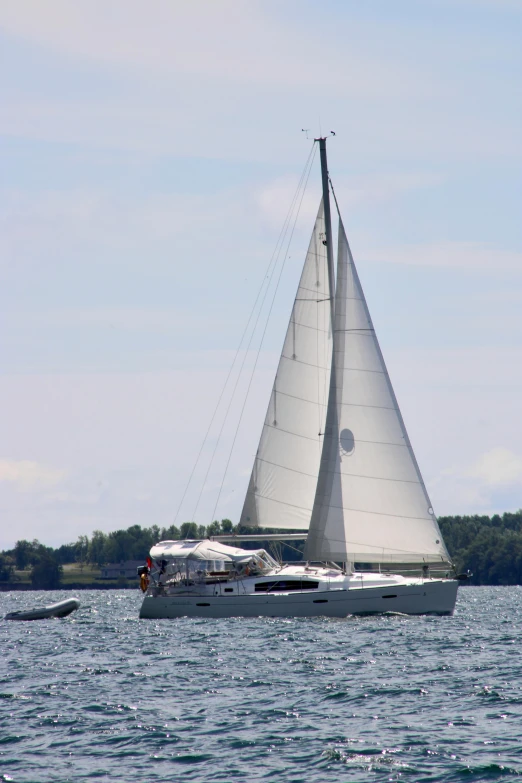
[0,583,138,592]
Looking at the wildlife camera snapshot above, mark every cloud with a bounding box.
[466,448,522,487]
[0,0,518,168]
[6,307,190,333]
[427,448,522,517]
[0,1,425,97]
[0,184,273,293]
[0,459,66,491]
[364,241,522,270]
[0,1,520,548]
[1,343,522,547]
[334,171,447,209]
[452,0,522,9]
[381,343,522,516]
[255,177,321,230]
[256,170,445,230]
[0,187,231,255]
[0,364,276,548]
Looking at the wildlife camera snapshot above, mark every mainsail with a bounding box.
[240,201,332,530]
[304,219,450,564]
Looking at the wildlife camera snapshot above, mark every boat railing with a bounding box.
[375,564,454,579]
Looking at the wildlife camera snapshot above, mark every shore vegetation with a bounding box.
[2,512,522,588]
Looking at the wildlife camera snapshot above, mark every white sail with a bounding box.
[240,201,332,530]
[304,220,450,564]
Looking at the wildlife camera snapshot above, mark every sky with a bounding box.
[0,0,521,550]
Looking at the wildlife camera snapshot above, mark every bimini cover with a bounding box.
[149,539,268,564]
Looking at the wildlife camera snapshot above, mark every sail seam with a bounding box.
[280,355,329,370]
[333,332,375,339]
[265,423,409,450]
[336,401,398,411]
[253,456,421,485]
[264,423,324,442]
[289,319,329,333]
[254,456,319,479]
[295,297,331,303]
[333,368,386,375]
[331,436,410,447]
[247,493,312,513]
[249,492,433,525]
[267,389,327,407]
[310,501,434,522]
[298,284,330,296]
[315,535,442,555]
[316,467,422,485]
[334,328,374,333]
[304,250,328,261]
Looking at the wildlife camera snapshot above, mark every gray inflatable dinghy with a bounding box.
[4,597,80,621]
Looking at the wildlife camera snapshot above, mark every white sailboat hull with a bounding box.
[139,577,458,619]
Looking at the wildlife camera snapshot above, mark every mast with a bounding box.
[304,138,338,562]
[317,137,335,323]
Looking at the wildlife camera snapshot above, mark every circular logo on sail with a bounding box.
[339,428,355,455]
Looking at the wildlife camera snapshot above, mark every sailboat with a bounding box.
[139,137,458,620]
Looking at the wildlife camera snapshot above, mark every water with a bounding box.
[1,587,522,782]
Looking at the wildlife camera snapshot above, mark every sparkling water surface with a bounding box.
[1,587,522,782]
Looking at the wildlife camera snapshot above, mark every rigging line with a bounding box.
[328,173,342,219]
[322,271,329,438]
[188,143,317,525]
[279,540,305,557]
[191,145,316,524]
[316,255,321,438]
[173,142,316,526]
[210,145,318,524]
[319,217,330,439]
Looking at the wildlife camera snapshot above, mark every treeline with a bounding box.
[0,539,63,589]
[438,510,522,585]
[3,511,522,587]
[0,519,246,588]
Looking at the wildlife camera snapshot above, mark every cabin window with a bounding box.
[254,580,319,592]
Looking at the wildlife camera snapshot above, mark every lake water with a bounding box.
[1,587,522,782]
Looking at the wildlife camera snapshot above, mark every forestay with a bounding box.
[240,201,332,530]
[304,220,450,564]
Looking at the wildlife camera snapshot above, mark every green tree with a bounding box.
[54,542,79,564]
[180,522,199,539]
[14,540,34,570]
[207,520,222,537]
[160,525,180,541]
[89,530,108,566]
[221,519,234,534]
[76,535,89,572]
[438,510,522,584]
[31,554,63,589]
[0,553,14,582]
